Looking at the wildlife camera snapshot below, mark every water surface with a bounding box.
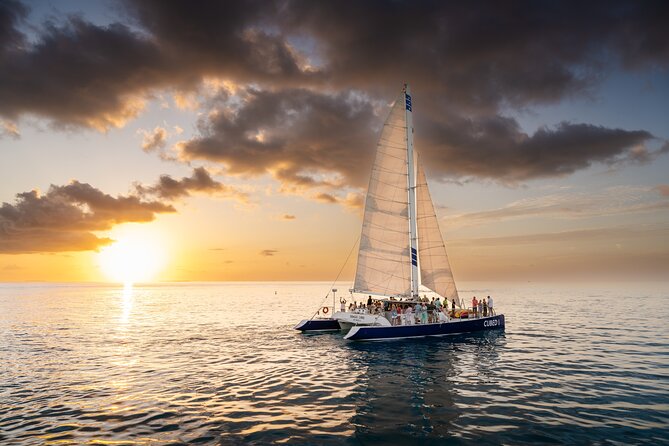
[1,282,667,445]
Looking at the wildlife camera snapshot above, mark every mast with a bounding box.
[404,84,419,297]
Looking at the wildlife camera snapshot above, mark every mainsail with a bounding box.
[354,86,459,304]
[354,93,411,296]
[416,156,460,304]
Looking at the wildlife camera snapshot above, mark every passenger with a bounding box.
[488,296,494,316]
[340,298,346,312]
[438,307,450,322]
[478,300,483,317]
[421,302,428,324]
[434,297,442,323]
[367,295,373,307]
[451,298,456,312]
[472,296,478,318]
[414,303,422,324]
[390,304,398,326]
[404,305,413,325]
[482,299,488,317]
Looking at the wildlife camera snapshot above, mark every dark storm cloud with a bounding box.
[0,0,667,185]
[0,0,316,129]
[177,87,377,188]
[0,12,169,129]
[418,115,660,181]
[282,0,669,106]
[178,86,662,185]
[0,0,26,52]
[123,0,316,82]
[0,181,175,253]
[135,167,248,202]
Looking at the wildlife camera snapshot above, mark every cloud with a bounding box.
[174,84,665,195]
[0,11,162,129]
[312,192,364,209]
[283,1,669,103]
[0,181,175,253]
[0,119,19,139]
[418,116,663,182]
[280,214,296,220]
[0,0,666,190]
[0,0,26,52]
[0,0,318,130]
[140,126,168,152]
[449,224,669,248]
[260,249,278,256]
[1,0,667,128]
[446,186,669,229]
[313,192,338,204]
[135,167,248,202]
[176,87,377,187]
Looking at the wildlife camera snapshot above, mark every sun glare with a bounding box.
[98,233,166,285]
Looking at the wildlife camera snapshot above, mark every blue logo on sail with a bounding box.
[411,247,417,266]
[405,94,412,111]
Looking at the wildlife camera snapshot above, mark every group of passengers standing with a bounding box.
[343,294,495,325]
[471,296,494,318]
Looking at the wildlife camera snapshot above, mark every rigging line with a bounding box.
[369,194,410,203]
[371,165,408,175]
[309,233,360,321]
[365,223,407,236]
[376,144,408,154]
[369,175,409,188]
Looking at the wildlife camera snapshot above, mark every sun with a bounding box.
[98,232,166,285]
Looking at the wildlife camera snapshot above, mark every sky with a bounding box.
[0,0,668,283]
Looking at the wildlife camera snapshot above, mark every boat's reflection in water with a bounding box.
[344,331,506,444]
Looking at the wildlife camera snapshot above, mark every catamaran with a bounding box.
[294,84,505,341]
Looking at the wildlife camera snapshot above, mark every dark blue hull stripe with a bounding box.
[294,318,341,332]
[344,314,505,341]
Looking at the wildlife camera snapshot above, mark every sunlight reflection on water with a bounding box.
[120,283,133,325]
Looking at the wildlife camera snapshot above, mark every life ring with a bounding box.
[322,307,329,314]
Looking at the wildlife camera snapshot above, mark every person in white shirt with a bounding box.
[438,307,450,322]
[487,296,494,316]
[404,305,413,325]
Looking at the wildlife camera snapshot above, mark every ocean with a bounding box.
[1,281,667,445]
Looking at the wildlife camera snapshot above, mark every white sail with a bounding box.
[354,93,412,296]
[416,156,460,305]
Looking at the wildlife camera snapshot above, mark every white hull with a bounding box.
[333,311,391,330]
